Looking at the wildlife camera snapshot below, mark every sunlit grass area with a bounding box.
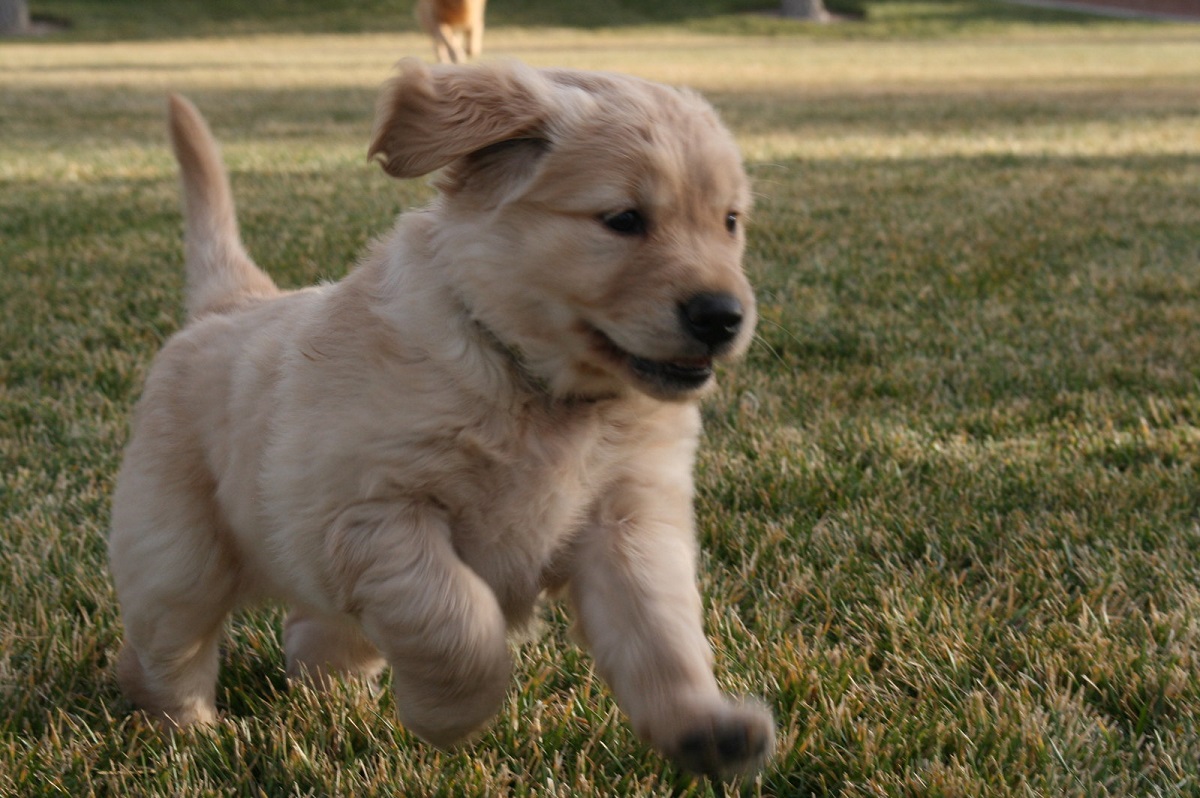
[3,2,1200,795]
[4,26,1197,175]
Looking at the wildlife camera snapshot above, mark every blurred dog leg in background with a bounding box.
[416,0,486,63]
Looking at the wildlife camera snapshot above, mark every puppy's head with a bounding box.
[370,59,755,402]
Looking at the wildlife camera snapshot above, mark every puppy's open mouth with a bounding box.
[588,327,714,394]
[630,354,713,390]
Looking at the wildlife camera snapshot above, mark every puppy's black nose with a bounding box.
[680,293,743,349]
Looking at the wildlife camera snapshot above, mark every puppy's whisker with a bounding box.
[749,332,787,369]
[749,317,804,368]
[755,314,805,345]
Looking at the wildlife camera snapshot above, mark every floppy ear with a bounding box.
[368,59,551,180]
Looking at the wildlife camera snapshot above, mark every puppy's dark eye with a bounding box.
[725,212,740,235]
[601,209,647,236]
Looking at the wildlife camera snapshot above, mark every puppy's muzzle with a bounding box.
[679,292,744,354]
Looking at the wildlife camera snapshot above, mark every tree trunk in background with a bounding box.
[0,0,31,35]
[781,0,831,21]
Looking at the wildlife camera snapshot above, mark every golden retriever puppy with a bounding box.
[416,0,486,64]
[109,59,773,778]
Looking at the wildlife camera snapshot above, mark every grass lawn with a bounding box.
[3,1,1200,795]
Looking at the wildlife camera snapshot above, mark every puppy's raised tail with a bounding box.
[167,94,279,319]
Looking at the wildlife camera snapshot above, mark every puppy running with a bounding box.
[416,0,486,63]
[109,60,773,778]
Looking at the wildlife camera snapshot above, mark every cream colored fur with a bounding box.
[416,0,486,64]
[109,59,773,778]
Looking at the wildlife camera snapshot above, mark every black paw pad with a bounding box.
[675,719,771,779]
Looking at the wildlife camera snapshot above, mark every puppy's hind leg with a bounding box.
[327,502,511,747]
[109,463,241,727]
[284,608,386,690]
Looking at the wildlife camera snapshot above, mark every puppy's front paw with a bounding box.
[667,700,775,779]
